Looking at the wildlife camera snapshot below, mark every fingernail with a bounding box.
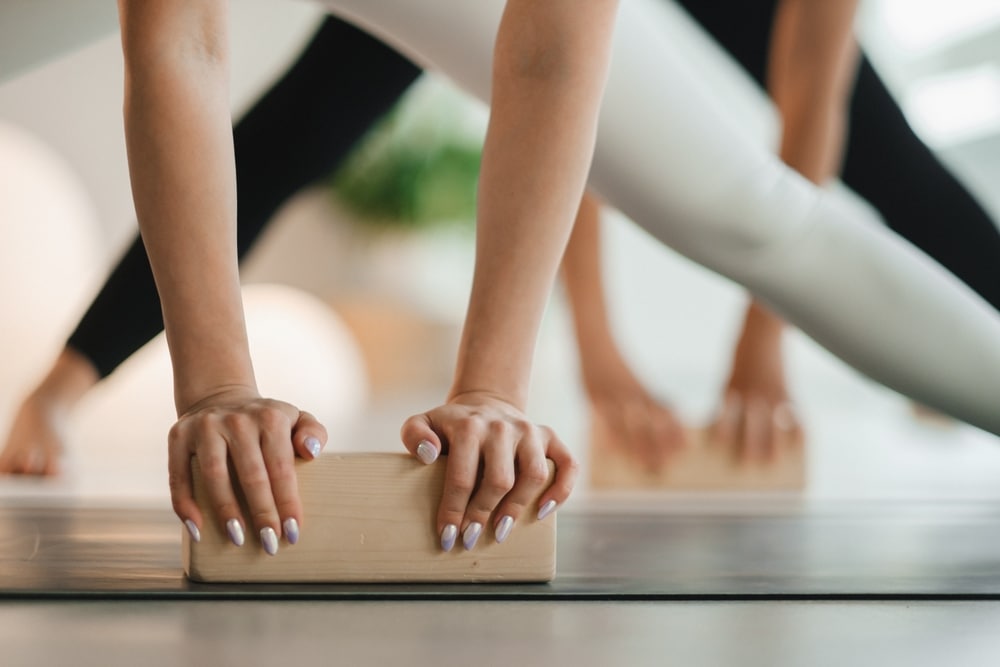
[226,518,245,547]
[463,522,483,550]
[260,527,279,556]
[283,517,300,545]
[416,440,438,465]
[495,515,514,543]
[305,436,322,459]
[184,519,201,543]
[537,500,557,521]
[440,524,458,552]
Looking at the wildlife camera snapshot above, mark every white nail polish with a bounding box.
[283,517,300,545]
[260,527,279,556]
[495,515,514,543]
[416,440,438,465]
[184,519,201,543]
[440,524,458,552]
[305,436,322,459]
[463,522,483,550]
[226,519,245,547]
[537,500,557,521]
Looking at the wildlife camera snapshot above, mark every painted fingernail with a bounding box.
[283,517,300,545]
[463,522,483,550]
[537,500,557,521]
[226,518,245,547]
[260,527,279,556]
[305,436,322,459]
[495,515,514,543]
[440,524,458,552]
[416,440,438,465]
[184,519,201,543]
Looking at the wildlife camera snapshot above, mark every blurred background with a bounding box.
[0,0,998,504]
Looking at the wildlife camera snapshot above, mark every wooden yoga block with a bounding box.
[183,452,556,583]
[589,424,806,491]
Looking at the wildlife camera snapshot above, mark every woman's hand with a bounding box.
[168,385,327,555]
[709,302,804,463]
[400,392,578,551]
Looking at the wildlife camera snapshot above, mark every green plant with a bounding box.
[330,81,483,232]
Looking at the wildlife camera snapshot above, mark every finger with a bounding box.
[709,393,742,452]
[624,402,662,473]
[260,417,301,551]
[535,427,579,521]
[400,412,443,465]
[23,448,46,476]
[492,435,550,543]
[649,404,685,469]
[167,425,210,545]
[41,448,60,476]
[740,398,771,465]
[594,402,628,457]
[436,430,480,552]
[774,402,805,450]
[461,425,516,550]
[227,413,286,556]
[292,410,328,460]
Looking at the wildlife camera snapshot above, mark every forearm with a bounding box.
[450,0,619,408]
[119,0,255,413]
[768,0,860,184]
[562,193,617,354]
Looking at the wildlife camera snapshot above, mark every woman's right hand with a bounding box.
[169,386,327,556]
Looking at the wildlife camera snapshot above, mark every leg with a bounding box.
[320,0,1000,434]
[841,56,1000,311]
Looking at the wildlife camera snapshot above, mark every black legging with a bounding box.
[67,17,421,378]
[675,0,1000,310]
[67,5,1000,379]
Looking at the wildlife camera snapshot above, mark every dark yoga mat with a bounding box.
[3,503,1000,599]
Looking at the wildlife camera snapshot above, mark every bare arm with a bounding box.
[118,0,324,553]
[561,192,686,470]
[714,0,860,458]
[402,0,619,549]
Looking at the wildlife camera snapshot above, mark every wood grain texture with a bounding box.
[183,453,556,583]
[589,424,806,491]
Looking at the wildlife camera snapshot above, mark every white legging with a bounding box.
[323,0,1000,435]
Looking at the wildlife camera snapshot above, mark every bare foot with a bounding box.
[0,347,98,476]
[709,302,805,464]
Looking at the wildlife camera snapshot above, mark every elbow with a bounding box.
[119,0,229,76]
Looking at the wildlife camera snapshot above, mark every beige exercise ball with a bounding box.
[0,121,103,423]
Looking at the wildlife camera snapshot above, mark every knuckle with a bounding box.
[240,469,271,491]
[482,470,515,495]
[274,497,299,517]
[214,500,241,519]
[257,406,290,433]
[198,455,229,482]
[521,461,550,486]
[267,457,296,484]
[167,470,188,493]
[487,420,513,439]
[450,417,481,441]
[221,411,249,433]
[512,419,532,434]
[444,476,475,498]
